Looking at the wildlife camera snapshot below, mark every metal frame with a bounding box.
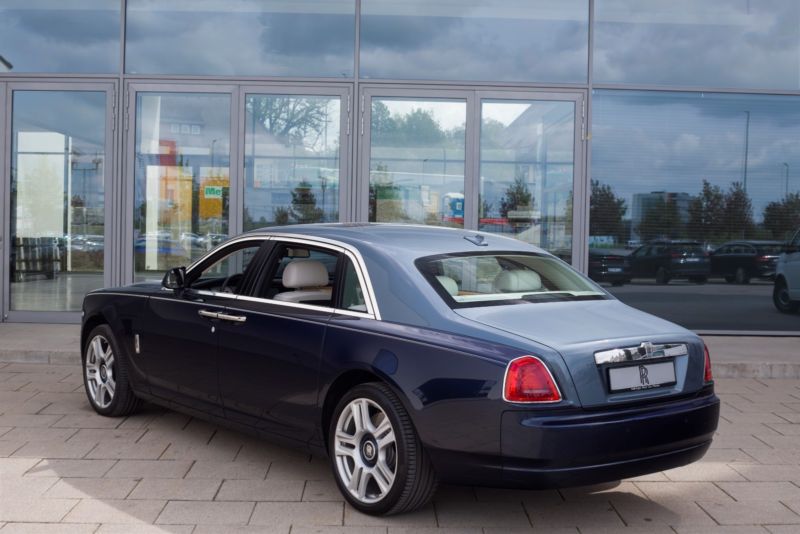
[2,80,117,323]
[0,82,5,320]
[356,85,588,269]
[236,83,353,229]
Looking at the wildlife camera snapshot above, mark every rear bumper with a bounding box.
[429,389,719,488]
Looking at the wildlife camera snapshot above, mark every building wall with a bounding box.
[0,0,798,332]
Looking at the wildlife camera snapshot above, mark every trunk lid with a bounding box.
[455,299,706,408]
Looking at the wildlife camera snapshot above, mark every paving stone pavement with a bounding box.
[0,362,799,533]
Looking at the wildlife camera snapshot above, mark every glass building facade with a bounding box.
[0,0,798,333]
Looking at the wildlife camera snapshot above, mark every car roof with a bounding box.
[243,223,543,259]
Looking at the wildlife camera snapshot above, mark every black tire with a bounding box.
[773,279,800,314]
[655,267,670,285]
[328,382,437,515]
[735,267,750,284]
[82,324,141,417]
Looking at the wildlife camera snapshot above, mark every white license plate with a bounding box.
[684,257,700,262]
[608,361,676,392]
[608,267,622,272]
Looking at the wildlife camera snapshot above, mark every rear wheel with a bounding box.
[329,383,437,515]
[773,279,800,314]
[83,325,141,417]
[655,267,670,285]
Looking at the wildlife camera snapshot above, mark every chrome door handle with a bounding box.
[198,309,219,319]
[217,312,247,323]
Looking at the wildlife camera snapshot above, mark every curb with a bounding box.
[2,351,799,379]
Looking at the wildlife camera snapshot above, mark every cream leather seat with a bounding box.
[493,270,542,293]
[273,260,332,304]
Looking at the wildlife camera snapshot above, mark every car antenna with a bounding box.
[464,234,488,246]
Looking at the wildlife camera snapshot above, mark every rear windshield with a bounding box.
[416,252,608,308]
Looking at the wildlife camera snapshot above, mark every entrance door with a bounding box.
[123,84,239,284]
[2,82,116,322]
[357,87,585,267]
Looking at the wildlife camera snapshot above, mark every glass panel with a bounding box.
[0,1,120,73]
[133,92,231,281]
[591,90,800,332]
[479,100,576,263]
[244,95,341,229]
[369,98,466,226]
[341,260,367,312]
[10,91,107,311]
[360,0,588,83]
[595,0,800,90]
[259,243,338,307]
[189,242,262,295]
[126,0,355,77]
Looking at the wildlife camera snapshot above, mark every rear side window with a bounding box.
[756,245,782,255]
[341,260,367,312]
[416,252,607,308]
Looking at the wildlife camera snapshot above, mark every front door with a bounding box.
[357,87,586,267]
[2,82,116,322]
[138,237,266,414]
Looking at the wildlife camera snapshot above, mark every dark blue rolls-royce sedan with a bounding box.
[81,224,719,515]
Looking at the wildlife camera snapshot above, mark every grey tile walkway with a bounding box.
[0,364,799,532]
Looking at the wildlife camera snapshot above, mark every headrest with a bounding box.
[436,275,459,296]
[494,270,541,292]
[282,260,329,289]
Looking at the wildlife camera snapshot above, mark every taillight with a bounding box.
[503,356,562,403]
[703,344,713,383]
[756,256,771,262]
[671,252,682,258]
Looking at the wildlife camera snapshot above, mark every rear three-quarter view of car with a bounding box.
[80,224,720,515]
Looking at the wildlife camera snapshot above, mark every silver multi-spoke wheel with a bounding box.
[334,397,397,504]
[85,335,116,409]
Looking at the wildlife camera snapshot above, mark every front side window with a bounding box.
[189,241,262,295]
[417,252,607,308]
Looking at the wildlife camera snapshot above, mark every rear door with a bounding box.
[216,238,340,442]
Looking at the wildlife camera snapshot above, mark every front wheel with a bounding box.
[655,267,670,285]
[773,279,800,314]
[329,383,437,515]
[83,325,141,417]
[735,267,750,285]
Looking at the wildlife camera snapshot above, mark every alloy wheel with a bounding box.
[85,335,116,409]
[334,397,397,504]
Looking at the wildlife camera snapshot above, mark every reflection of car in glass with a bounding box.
[588,248,631,286]
[81,224,718,515]
[774,229,800,313]
[710,240,783,284]
[628,240,710,284]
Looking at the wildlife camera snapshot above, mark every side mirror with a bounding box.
[162,266,186,290]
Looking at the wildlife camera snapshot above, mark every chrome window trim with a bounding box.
[594,342,688,365]
[262,233,382,320]
[235,294,374,320]
[184,232,381,320]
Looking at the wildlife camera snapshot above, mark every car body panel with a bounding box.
[777,230,800,300]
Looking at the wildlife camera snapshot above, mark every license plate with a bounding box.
[684,257,700,262]
[608,267,622,273]
[608,361,676,392]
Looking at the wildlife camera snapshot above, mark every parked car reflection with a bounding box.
[628,240,710,284]
[588,248,631,286]
[710,240,782,284]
